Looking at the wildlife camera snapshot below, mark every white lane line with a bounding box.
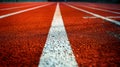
[72,4,120,14]
[94,5,120,10]
[0,5,33,10]
[85,3,120,10]
[107,31,120,39]
[95,6,120,10]
[65,3,120,26]
[83,16,120,19]
[0,3,53,19]
[38,3,78,67]
[101,7,120,10]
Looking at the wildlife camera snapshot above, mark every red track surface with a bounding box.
[0,2,48,9]
[0,2,56,66]
[60,3,120,67]
[73,2,120,12]
[0,2,120,67]
[0,2,49,15]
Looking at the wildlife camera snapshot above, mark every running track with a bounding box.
[0,2,120,67]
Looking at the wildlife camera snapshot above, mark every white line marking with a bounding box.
[91,5,120,10]
[100,7,120,10]
[38,3,78,67]
[80,5,120,14]
[107,31,120,39]
[0,5,33,10]
[95,6,120,10]
[83,16,120,19]
[65,3,120,26]
[84,3,120,10]
[0,3,53,19]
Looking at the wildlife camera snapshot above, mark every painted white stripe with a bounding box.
[85,3,120,10]
[83,16,120,19]
[107,31,120,39]
[0,5,32,10]
[95,6,120,10]
[65,3,120,26]
[101,7,120,10]
[38,3,78,67]
[80,5,120,14]
[0,3,53,19]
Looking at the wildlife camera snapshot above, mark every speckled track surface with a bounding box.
[60,3,120,67]
[0,2,56,67]
[0,2,120,67]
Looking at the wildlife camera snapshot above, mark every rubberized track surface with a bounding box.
[0,2,120,67]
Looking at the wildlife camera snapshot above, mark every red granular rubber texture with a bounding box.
[60,3,120,67]
[0,3,56,67]
[69,3,120,33]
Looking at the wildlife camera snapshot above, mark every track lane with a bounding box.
[60,3,120,67]
[0,3,56,67]
[0,2,51,16]
[80,3,120,12]
[72,2,120,14]
[88,5,120,12]
[0,2,120,67]
[0,4,39,10]
[0,2,32,9]
[68,3,120,22]
[69,3,120,16]
[0,2,46,9]
[78,4,120,14]
[65,3,120,34]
